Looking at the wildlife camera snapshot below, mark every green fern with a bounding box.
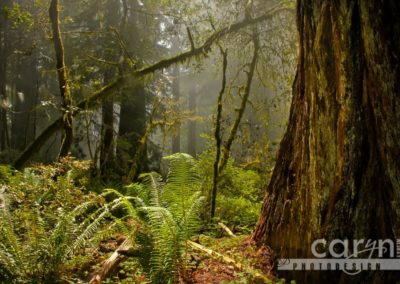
[98,154,204,283]
[138,153,204,283]
[0,162,118,283]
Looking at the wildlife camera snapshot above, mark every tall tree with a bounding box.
[116,0,149,180]
[99,0,124,179]
[49,0,73,158]
[253,0,400,282]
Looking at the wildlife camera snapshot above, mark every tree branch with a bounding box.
[13,2,290,169]
[218,34,259,173]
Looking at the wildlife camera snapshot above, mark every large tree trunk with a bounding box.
[253,0,400,282]
[99,0,122,180]
[116,0,148,180]
[117,85,147,178]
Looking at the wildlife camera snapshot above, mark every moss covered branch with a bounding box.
[218,35,259,173]
[49,0,73,159]
[13,2,289,169]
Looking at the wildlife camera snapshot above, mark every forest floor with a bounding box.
[186,235,276,283]
[87,235,277,283]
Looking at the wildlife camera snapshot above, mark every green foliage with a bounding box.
[2,4,33,29]
[195,148,265,231]
[0,159,109,283]
[0,154,204,283]
[111,153,204,283]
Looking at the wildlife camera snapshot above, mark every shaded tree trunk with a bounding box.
[117,85,147,179]
[12,54,38,150]
[116,0,148,180]
[99,0,122,179]
[253,0,400,282]
[100,97,115,178]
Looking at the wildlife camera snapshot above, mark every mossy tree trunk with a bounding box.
[253,0,400,282]
[49,0,73,158]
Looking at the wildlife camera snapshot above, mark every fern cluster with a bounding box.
[0,160,111,283]
[0,155,204,283]
[112,153,204,283]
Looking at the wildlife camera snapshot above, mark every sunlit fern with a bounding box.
[0,175,134,283]
[103,154,204,283]
[139,153,204,283]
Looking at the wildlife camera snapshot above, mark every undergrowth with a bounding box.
[0,153,269,283]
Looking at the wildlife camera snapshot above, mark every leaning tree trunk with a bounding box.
[253,0,400,282]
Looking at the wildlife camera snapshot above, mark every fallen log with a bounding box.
[187,240,272,283]
[89,238,134,284]
[218,222,236,237]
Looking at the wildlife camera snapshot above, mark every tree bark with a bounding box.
[253,1,400,282]
[117,0,147,179]
[118,85,147,179]
[210,49,228,219]
[49,0,73,158]
[99,0,124,179]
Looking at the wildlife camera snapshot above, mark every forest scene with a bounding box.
[0,0,399,283]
